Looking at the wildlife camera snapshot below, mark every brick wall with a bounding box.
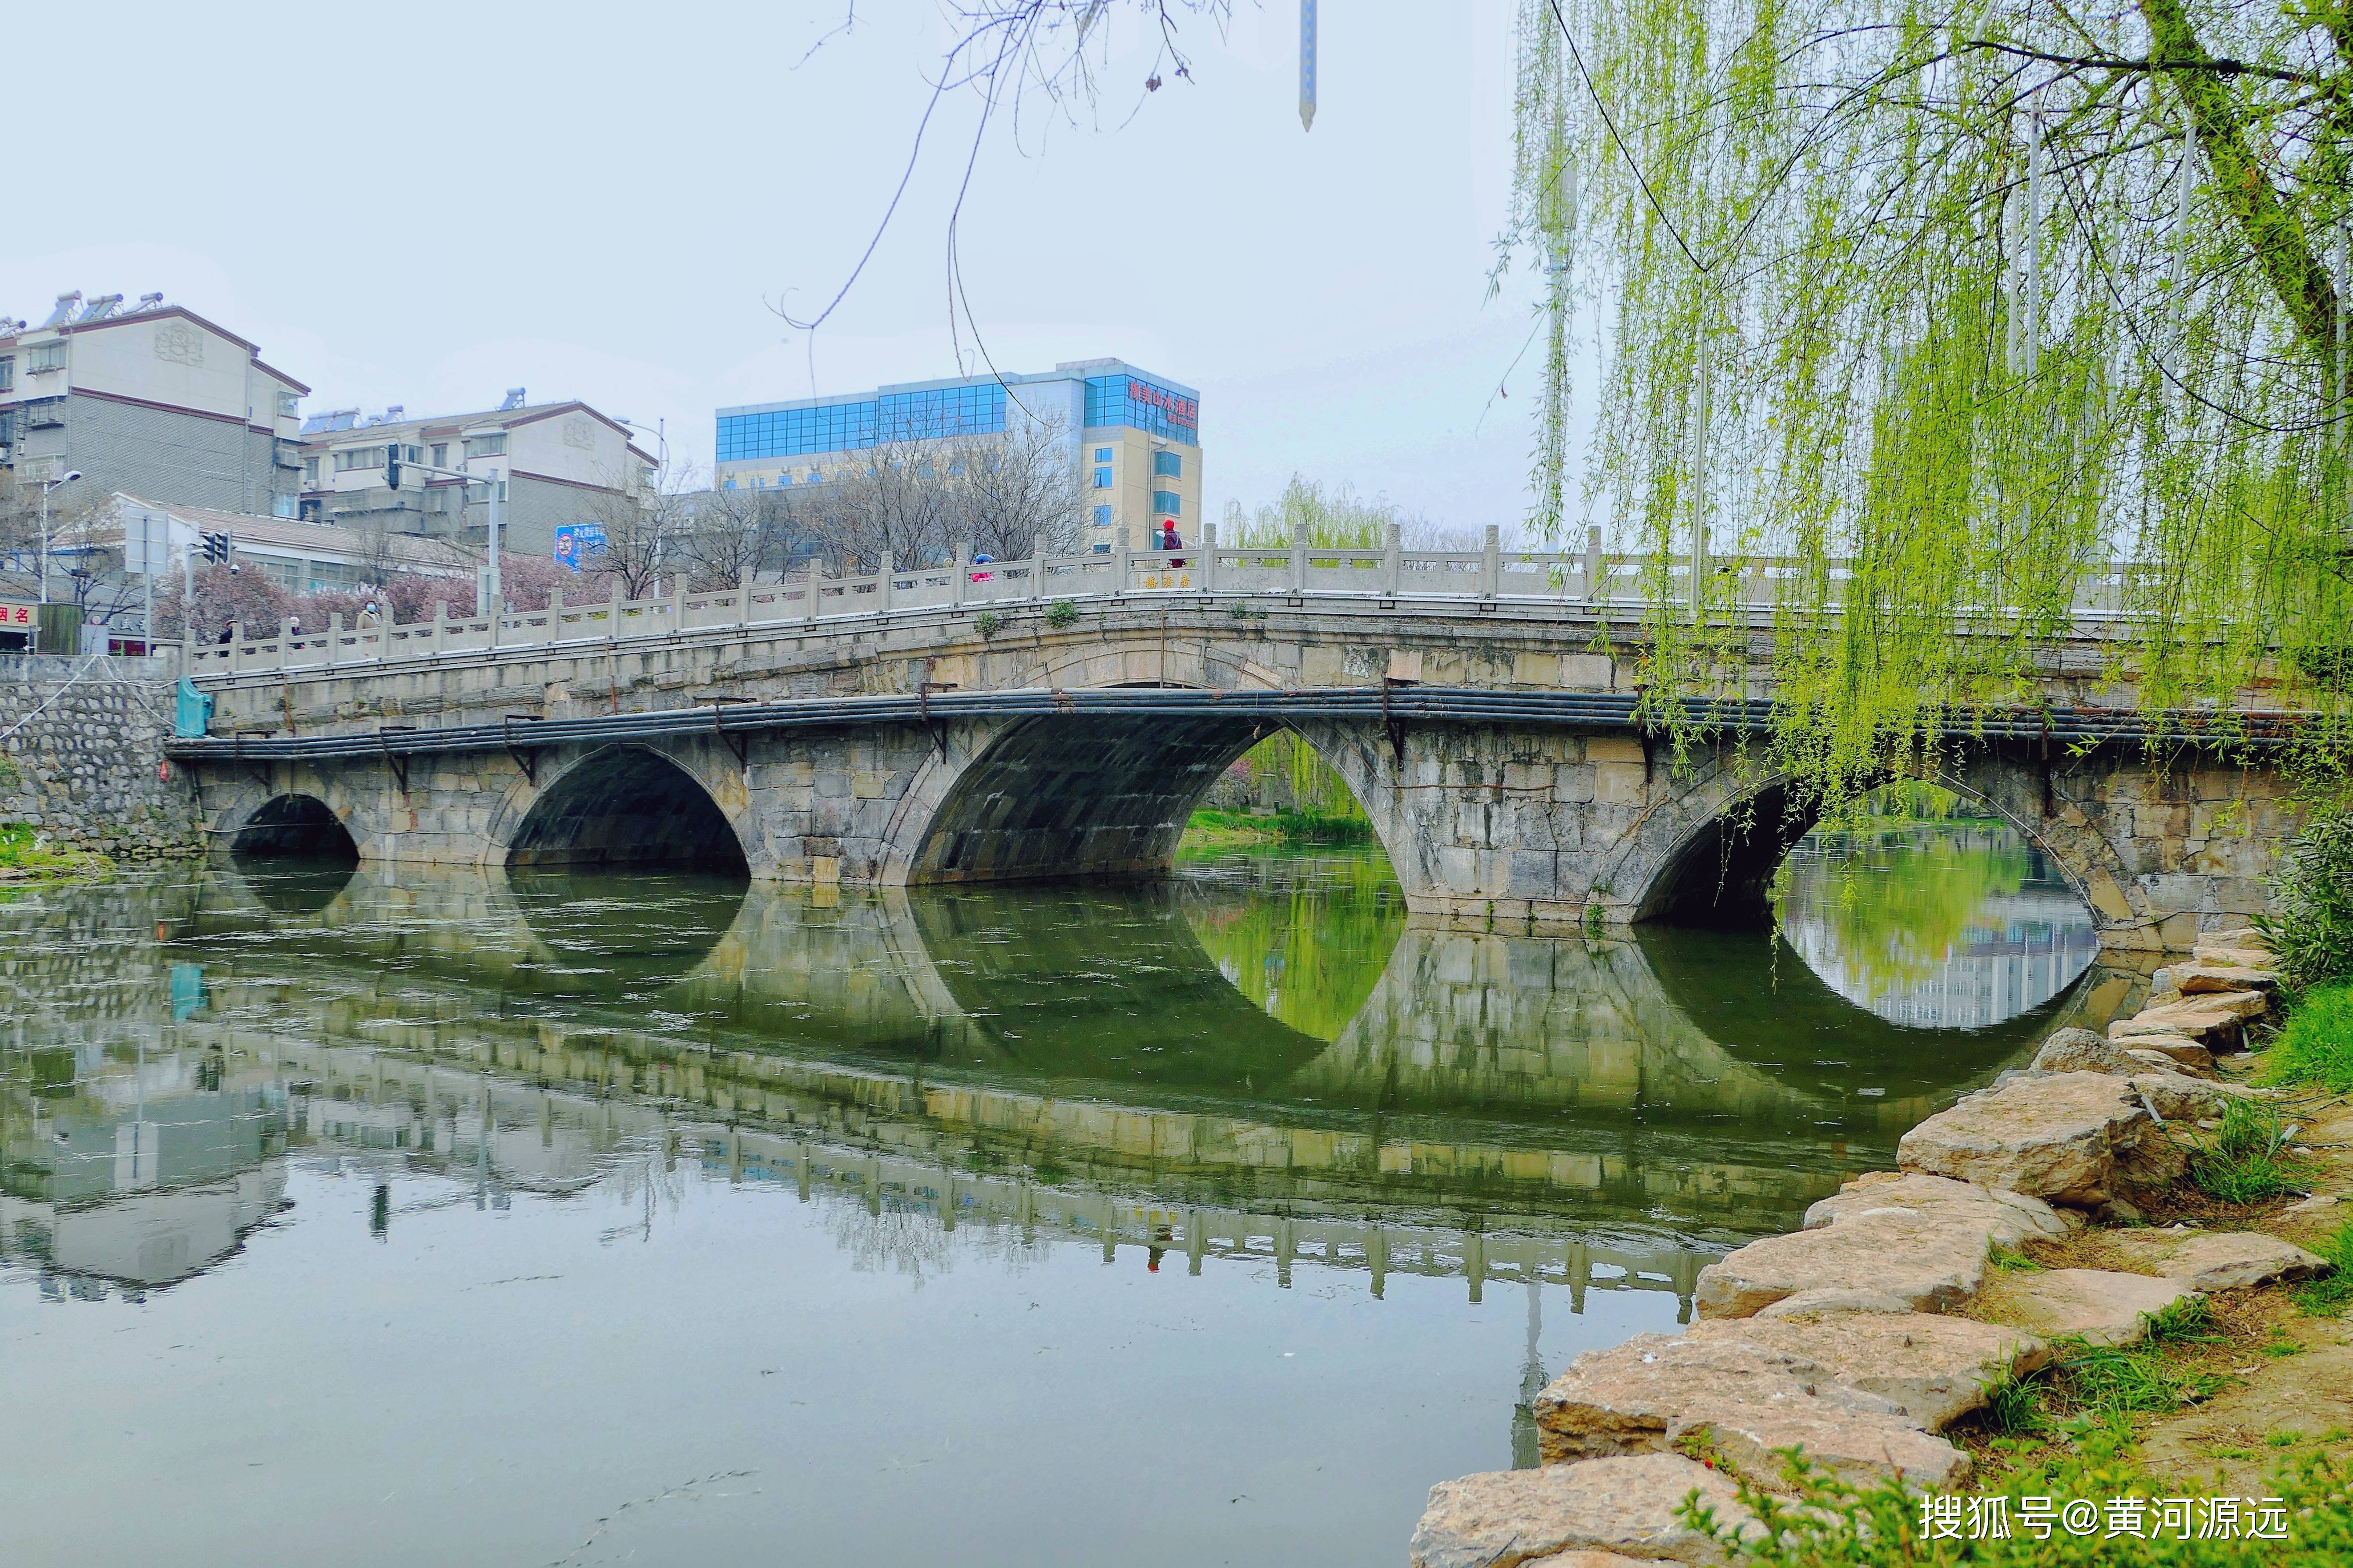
[0,658,206,860]
[23,393,293,515]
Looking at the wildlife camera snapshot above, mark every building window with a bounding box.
[302,458,320,487]
[1094,446,1112,462]
[1092,542,1112,554]
[1093,505,1113,527]
[333,447,385,472]
[1153,451,1181,478]
[0,356,12,394]
[26,343,66,373]
[723,477,737,490]
[276,390,299,418]
[1093,466,1113,489]
[23,398,66,429]
[430,443,447,466]
[463,433,508,458]
[1153,490,1180,516]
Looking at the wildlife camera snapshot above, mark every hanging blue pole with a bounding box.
[1299,0,1317,130]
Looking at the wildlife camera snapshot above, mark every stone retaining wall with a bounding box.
[0,657,205,861]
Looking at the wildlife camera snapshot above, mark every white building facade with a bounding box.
[295,394,655,558]
[0,291,309,517]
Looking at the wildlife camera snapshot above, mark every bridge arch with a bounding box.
[1602,745,2120,931]
[504,745,750,873]
[228,792,359,860]
[890,715,1407,886]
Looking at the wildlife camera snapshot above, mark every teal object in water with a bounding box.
[170,962,207,1021]
[174,677,213,738]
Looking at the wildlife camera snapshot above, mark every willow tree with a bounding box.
[1499,0,2353,807]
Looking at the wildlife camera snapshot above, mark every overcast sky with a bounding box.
[6,2,1561,530]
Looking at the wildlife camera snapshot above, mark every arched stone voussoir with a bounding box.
[1591,738,2266,949]
[197,766,382,862]
[492,740,757,873]
[893,714,1270,884]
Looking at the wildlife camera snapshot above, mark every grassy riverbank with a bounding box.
[1684,977,2353,1563]
[0,823,112,887]
[1180,807,1376,853]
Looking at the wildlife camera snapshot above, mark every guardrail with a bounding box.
[181,520,2156,682]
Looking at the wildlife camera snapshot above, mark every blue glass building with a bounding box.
[714,358,1201,549]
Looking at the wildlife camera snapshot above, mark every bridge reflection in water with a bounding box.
[5,838,2121,1326]
[1777,820,2102,1029]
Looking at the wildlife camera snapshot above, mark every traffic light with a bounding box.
[385,444,401,490]
[201,532,230,565]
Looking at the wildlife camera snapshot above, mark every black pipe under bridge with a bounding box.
[162,685,2299,764]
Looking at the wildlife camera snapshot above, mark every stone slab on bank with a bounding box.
[1409,1453,1762,1568]
[1895,1072,2186,1206]
[1695,1173,2071,1318]
[2105,1230,2328,1292]
[1530,1330,1959,1484]
[1683,1313,2052,1429]
[1976,1267,2198,1348]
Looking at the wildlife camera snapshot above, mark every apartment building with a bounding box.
[295,391,655,558]
[714,359,1202,551]
[0,291,309,516]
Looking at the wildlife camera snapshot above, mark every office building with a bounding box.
[714,359,1201,551]
[0,291,309,516]
[295,391,655,558]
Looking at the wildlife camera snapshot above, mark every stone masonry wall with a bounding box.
[0,659,206,860]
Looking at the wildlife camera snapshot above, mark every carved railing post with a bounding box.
[1290,516,1307,594]
[1200,522,1218,594]
[1481,523,1501,598]
[1384,521,1402,596]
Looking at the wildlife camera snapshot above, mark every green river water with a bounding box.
[0,819,2114,1566]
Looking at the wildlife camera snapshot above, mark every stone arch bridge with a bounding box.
[166,547,2295,952]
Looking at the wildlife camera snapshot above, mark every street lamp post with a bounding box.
[395,457,503,613]
[36,469,82,605]
[616,415,673,587]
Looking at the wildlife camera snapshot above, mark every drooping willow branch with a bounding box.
[1507,0,2353,811]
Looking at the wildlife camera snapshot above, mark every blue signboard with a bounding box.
[553,523,609,573]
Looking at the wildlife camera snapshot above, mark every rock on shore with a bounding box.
[1894,1072,2186,1205]
[1530,1330,1971,1489]
[1407,960,2291,1563]
[2105,1230,2328,1292]
[1973,1267,2195,1348]
[1409,1453,1761,1568]
[1694,1173,2069,1318]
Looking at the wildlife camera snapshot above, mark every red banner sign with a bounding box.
[1126,379,1198,429]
